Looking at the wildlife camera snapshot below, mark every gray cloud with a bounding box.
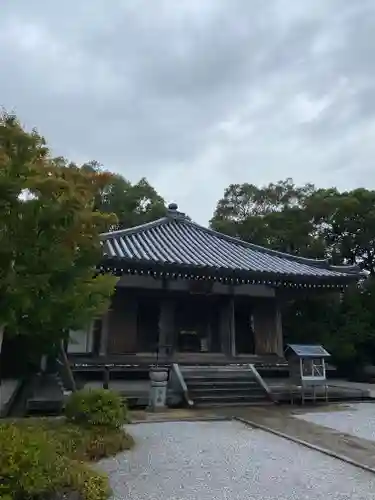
[1,0,375,223]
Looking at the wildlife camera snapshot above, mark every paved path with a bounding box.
[100,420,375,500]
[210,405,375,470]
[296,403,375,442]
[328,381,375,398]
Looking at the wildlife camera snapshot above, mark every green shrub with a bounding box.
[0,424,64,497]
[74,426,134,461]
[47,419,134,461]
[67,461,110,500]
[0,422,111,500]
[65,388,128,429]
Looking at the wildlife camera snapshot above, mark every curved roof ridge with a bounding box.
[100,217,168,239]
[330,264,363,274]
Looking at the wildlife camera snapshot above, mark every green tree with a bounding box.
[308,188,375,273]
[91,168,166,230]
[211,179,375,375]
[0,113,117,361]
[210,179,324,256]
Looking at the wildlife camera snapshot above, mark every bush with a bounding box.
[65,388,128,429]
[49,420,134,461]
[65,461,110,500]
[0,417,134,500]
[0,424,65,497]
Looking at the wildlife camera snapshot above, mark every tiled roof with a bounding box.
[285,344,331,358]
[100,205,360,282]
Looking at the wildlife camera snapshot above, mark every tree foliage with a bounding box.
[0,113,118,353]
[307,188,375,273]
[89,165,166,230]
[210,179,325,256]
[212,178,375,376]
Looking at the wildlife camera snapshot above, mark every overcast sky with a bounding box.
[1,1,375,224]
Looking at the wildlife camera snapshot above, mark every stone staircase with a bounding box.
[25,373,65,416]
[180,365,274,407]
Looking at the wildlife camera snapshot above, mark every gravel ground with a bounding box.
[99,420,375,500]
[296,403,375,442]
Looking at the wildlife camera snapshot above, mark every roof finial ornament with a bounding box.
[166,201,187,220]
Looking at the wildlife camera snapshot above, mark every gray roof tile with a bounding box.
[100,210,361,281]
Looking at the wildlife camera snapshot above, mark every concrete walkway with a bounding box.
[0,379,18,415]
[295,402,375,442]
[328,380,375,398]
[209,405,375,470]
[100,420,375,500]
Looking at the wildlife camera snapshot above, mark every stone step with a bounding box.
[182,371,256,379]
[186,379,258,387]
[194,400,275,408]
[181,366,254,373]
[192,393,267,404]
[184,377,257,385]
[190,389,265,399]
[181,364,271,407]
[189,383,262,392]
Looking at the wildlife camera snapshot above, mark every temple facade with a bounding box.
[67,203,360,365]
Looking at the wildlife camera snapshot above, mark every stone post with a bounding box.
[148,367,169,411]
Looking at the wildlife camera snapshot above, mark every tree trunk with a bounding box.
[59,340,77,392]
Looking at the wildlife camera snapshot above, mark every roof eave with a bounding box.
[99,256,359,285]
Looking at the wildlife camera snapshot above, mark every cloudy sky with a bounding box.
[1,1,375,223]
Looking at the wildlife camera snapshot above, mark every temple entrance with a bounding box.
[234,300,255,354]
[175,295,220,353]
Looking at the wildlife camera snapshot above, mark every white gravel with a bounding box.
[295,403,375,442]
[99,420,375,500]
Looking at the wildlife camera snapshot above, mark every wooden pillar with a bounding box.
[158,296,175,357]
[229,293,236,357]
[253,298,283,356]
[99,310,110,356]
[219,296,234,357]
[275,304,283,356]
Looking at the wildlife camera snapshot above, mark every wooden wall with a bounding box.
[102,286,283,357]
[252,297,283,356]
[106,290,138,354]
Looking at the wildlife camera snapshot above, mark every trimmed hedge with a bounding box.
[65,388,128,429]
